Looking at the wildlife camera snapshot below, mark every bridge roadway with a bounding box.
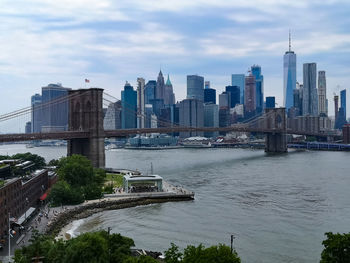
[0,131,90,143]
[0,126,338,143]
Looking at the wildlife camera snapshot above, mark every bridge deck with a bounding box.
[0,131,89,143]
[0,127,339,143]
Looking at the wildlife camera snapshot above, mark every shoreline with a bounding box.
[48,194,194,240]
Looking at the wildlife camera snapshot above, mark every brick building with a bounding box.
[0,170,48,239]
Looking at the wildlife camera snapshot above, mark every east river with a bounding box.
[1,144,349,262]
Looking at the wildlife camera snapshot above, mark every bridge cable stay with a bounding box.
[0,91,101,135]
[102,96,181,130]
[0,91,87,123]
[0,88,279,135]
[102,92,275,133]
[102,92,186,128]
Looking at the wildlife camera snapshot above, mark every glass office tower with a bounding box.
[283,33,296,111]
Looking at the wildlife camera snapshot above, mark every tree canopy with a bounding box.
[48,155,106,206]
[14,231,241,263]
[320,232,350,263]
[164,243,241,263]
[14,231,136,263]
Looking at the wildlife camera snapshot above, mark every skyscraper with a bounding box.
[293,88,301,116]
[231,74,245,104]
[318,71,327,116]
[25,121,31,134]
[41,83,70,132]
[219,92,229,109]
[302,63,318,116]
[179,99,204,138]
[283,32,297,111]
[340,89,346,120]
[121,81,137,129]
[156,70,165,101]
[103,101,122,130]
[334,95,339,122]
[144,104,153,128]
[31,93,42,133]
[205,81,210,89]
[137,77,145,129]
[225,86,240,108]
[244,72,256,113]
[335,90,347,129]
[164,74,175,105]
[251,65,264,113]
[266,97,275,109]
[204,88,216,104]
[145,80,156,104]
[187,75,204,101]
[204,103,219,138]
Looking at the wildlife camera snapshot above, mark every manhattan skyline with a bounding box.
[0,0,349,118]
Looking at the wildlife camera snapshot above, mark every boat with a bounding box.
[181,137,212,148]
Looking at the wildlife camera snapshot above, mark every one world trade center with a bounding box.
[283,31,296,110]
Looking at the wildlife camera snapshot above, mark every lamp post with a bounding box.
[230,234,235,254]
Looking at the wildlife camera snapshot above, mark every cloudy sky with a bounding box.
[1,0,350,131]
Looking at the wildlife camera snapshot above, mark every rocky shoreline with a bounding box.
[46,195,194,238]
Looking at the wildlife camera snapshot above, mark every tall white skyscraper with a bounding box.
[303,63,318,116]
[318,71,327,116]
[283,31,296,111]
[137,77,145,129]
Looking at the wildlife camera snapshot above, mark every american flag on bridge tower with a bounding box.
[85,79,90,83]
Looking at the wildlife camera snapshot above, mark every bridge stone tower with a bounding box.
[67,88,105,168]
[265,108,287,153]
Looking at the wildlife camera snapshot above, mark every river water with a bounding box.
[1,144,349,262]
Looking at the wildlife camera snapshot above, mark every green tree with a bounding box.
[124,255,158,263]
[49,155,106,205]
[83,182,103,200]
[165,243,183,263]
[94,168,106,185]
[320,232,350,263]
[0,155,10,160]
[63,232,109,263]
[57,155,94,186]
[165,243,240,263]
[48,159,60,167]
[14,231,136,263]
[13,230,65,263]
[105,232,135,263]
[48,180,84,206]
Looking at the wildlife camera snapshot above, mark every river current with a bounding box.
[1,144,349,262]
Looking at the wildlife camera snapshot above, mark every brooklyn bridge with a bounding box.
[0,88,340,168]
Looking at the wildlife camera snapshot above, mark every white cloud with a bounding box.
[199,29,350,58]
[0,0,349,121]
[1,0,130,22]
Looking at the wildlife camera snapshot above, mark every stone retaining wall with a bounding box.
[46,195,193,237]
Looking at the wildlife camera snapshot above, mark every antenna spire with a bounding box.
[289,29,291,52]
